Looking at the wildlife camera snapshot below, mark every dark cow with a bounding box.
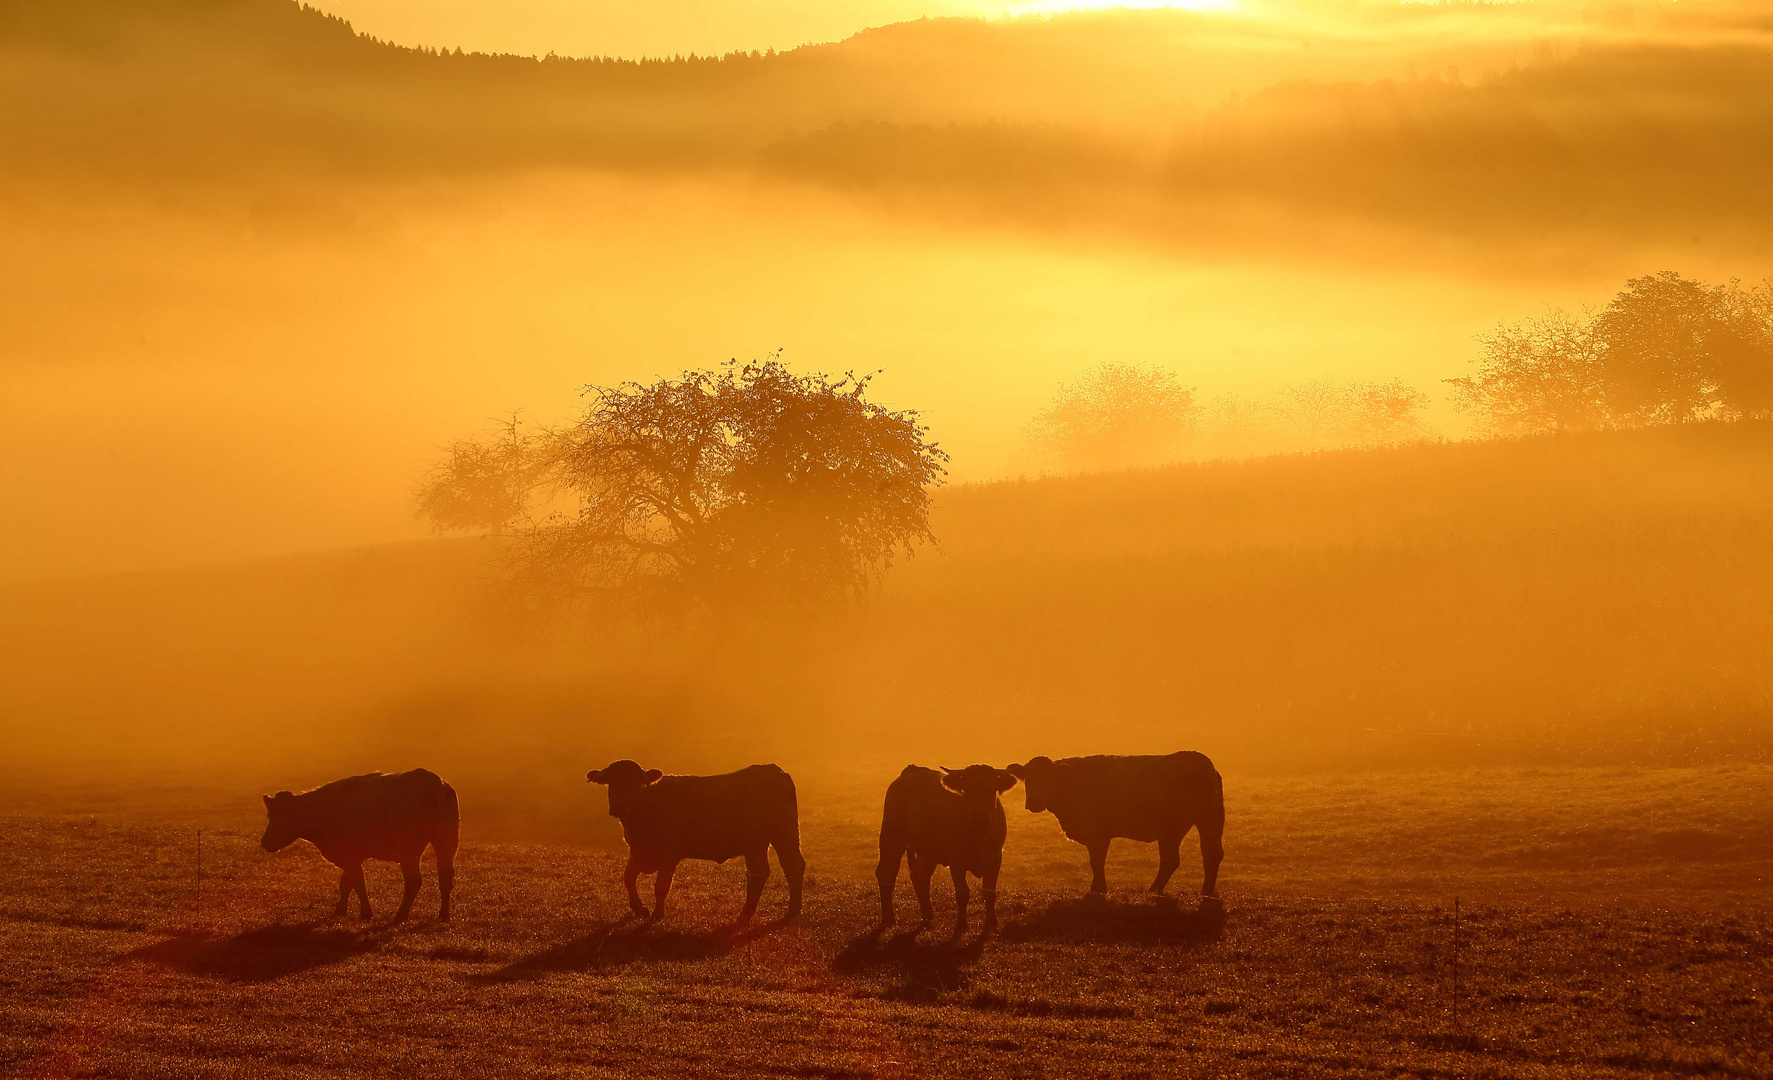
[875,764,1019,939]
[1006,752,1223,900]
[260,768,459,922]
[587,760,805,929]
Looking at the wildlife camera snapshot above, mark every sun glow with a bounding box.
[1003,0,1237,14]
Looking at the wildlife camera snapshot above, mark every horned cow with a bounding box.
[587,760,805,929]
[1007,751,1223,900]
[875,764,1019,939]
[259,768,459,922]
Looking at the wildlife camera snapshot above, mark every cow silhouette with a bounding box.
[260,768,459,922]
[587,760,805,929]
[875,764,1018,939]
[1008,752,1223,900]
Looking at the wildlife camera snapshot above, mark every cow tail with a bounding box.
[1198,761,1225,897]
[434,780,461,861]
[776,770,803,854]
[876,778,910,883]
[774,772,806,915]
[1202,764,1224,842]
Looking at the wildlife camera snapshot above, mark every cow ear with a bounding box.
[587,770,605,784]
[643,769,663,785]
[262,794,273,808]
[940,772,966,793]
[1006,763,1026,779]
[995,770,1020,793]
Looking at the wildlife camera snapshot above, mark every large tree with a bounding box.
[1595,271,1773,421]
[512,357,947,612]
[1450,272,1773,435]
[1445,310,1611,437]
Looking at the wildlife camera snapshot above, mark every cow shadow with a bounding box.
[473,916,791,983]
[834,926,989,1001]
[998,895,1226,945]
[126,923,393,983]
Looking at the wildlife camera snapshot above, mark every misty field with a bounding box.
[3,766,1769,1079]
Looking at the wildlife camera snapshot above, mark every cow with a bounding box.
[259,768,459,922]
[1006,752,1223,901]
[875,764,1019,940]
[586,760,805,929]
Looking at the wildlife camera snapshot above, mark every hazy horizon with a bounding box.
[3,0,1771,583]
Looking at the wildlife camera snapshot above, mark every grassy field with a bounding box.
[5,426,1772,1075]
[4,765,1769,1078]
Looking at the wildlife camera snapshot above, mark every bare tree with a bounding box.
[1269,378,1348,451]
[415,414,552,536]
[1199,392,1274,459]
[1027,362,1198,471]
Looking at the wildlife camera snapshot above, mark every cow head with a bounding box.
[587,759,663,818]
[1006,756,1059,814]
[939,764,1019,838]
[260,791,301,852]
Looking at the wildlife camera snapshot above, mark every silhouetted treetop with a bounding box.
[415,414,550,537]
[1028,363,1197,472]
[1450,271,1773,436]
[475,356,946,614]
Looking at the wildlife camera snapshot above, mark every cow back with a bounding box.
[1050,752,1219,843]
[288,769,456,861]
[620,763,797,864]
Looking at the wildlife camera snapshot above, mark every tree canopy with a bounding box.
[1027,363,1198,471]
[1450,272,1773,436]
[414,415,550,536]
[419,358,947,614]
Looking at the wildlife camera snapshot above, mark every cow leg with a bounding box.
[774,837,806,920]
[1200,817,1225,899]
[875,840,905,930]
[1152,833,1182,895]
[949,865,970,941]
[735,846,769,929]
[623,854,648,919]
[333,868,352,917]
[394,859,422,923]
[982,862,1001,933]
[350,864,372,920]
[1088,841,1110,895]
[649,860,677,925]
[435,846,456,922]
[909,852,937,929]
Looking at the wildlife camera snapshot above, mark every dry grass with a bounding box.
[3,765,1769,1078]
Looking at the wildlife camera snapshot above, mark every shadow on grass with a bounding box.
[473,916,792,983]
[126,923,394,983]
[998,895,1226,945]
[833,926,988,1001]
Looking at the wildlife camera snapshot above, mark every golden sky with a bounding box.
[312,0,1227,59]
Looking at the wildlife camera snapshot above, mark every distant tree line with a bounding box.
[1448,272,1773,436]
[416,356,947,615]
[1025,271,1773,474]
[1026,363,1433,472]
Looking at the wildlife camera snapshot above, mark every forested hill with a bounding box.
[8,0,1773,250]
